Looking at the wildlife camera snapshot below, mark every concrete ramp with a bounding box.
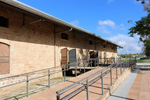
[24,63,136,100]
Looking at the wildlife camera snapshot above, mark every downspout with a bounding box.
[53,24,56,67]
[53,25,72,67]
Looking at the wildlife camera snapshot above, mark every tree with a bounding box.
[137,0,150,12]
[143,38,150,56]
[128,13,150,57]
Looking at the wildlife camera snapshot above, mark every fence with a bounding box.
[120,57,150,63]
[56,60,136,100]
[0,58,108,98]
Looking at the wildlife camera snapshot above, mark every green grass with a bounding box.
[136,59,150,63]
[121,59,150,63]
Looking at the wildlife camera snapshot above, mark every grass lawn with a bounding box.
[121,59,150,63]
[136,59,150,63]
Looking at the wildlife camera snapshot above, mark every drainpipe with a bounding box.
[54,24,56,67]
[53,24,72,67]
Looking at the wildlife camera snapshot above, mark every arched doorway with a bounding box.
[0,43,10,74]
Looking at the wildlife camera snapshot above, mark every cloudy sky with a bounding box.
[18,0,147,54]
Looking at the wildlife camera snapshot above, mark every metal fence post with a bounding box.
[64,65,66,82]
[107,58,108,65]
[94,59,96,67]
[80,61,81,71]
[75,62,77,77]
[110,67,112,86]
[48,69,50,88]
[84,61,85,73]
[116,65,118,79]
[120,63,122,75]
[86,80,89,100]
[57,93,60,100]
[101,71,103,95]
[26,73,29,97]
[90,59,92,67]
[96,59,97,66]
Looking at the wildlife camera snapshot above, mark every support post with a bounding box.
[75,62,77,77]
[94,59,95,67]
[26,73,29,97]
[57,94,60,100]
[110,67,112,86]
[48,69,50,88]
[64,65,66,82]
[120,61,122,75]
[116,65,118,79]
[101,71,104,95]
[84,61,85,73]
[86,80,89,100]
[91,59,92,67]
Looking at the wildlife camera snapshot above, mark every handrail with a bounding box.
[0,58,103,97]
[56,63,114,94]
[56,61,136,100]
[0,57,135,99]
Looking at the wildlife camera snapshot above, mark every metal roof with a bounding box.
[0,0,123,48]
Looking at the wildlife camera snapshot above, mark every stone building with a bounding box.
[0,0,122,78]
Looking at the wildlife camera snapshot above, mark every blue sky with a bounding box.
[18,0,147,54]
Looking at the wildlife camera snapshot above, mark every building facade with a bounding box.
[0,0,121,79]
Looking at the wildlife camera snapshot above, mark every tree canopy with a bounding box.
[128,13,150,57]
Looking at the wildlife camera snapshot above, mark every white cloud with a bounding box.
[99,20,115,28]
[97,26,112,35]
[70,20,79,26]
[107,34,144,54]
[97,20,126,35]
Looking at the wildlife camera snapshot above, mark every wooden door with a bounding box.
[90,51,95,59]
[0,43,9,74]
[61,48,67,69]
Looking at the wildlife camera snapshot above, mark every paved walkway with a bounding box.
[24,66,123,100]
[107,67,139,100]
[107,64,150,100]
[127,69,150,100]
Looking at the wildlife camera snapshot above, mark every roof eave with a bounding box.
[0,0,123,48]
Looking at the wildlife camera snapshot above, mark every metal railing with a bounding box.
[98,58,116,65]
[0,58,103,97]
[56,60,136,100]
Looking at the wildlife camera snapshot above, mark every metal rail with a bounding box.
[56,60,136,100]
[0,58,111,97]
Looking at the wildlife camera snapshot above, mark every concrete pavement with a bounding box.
[107,64,150,100]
